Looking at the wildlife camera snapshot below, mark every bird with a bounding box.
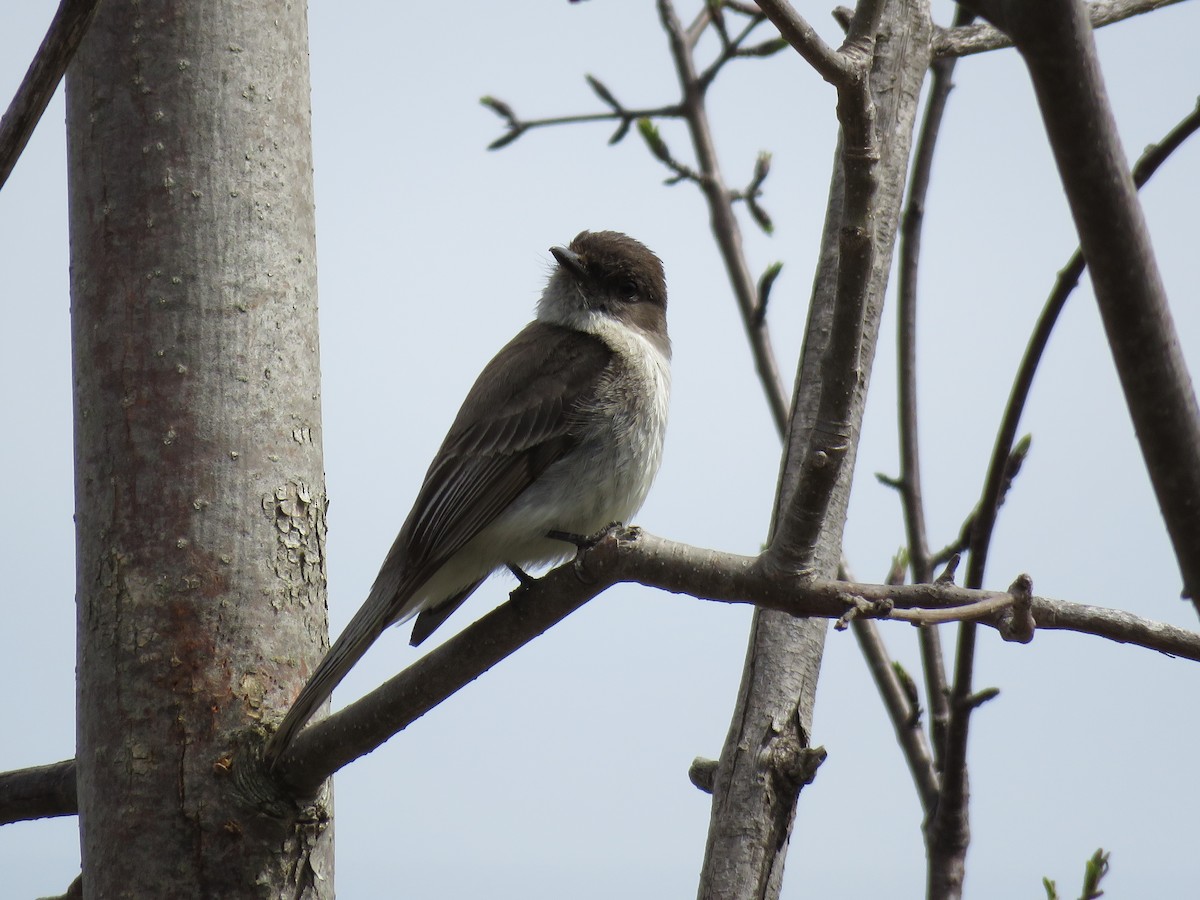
[264,230,670,766]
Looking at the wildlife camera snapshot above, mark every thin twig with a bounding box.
[481,94,683,150]
[657,0,791,432]
[887,591,1017,625]
[967,96,1200,595]
[696,10,782,91]
[484,2,792,432]
[895,6,975,775]
[851,619,941,813]
[844,558,941,814]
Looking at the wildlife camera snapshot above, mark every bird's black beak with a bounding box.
[550,245,587,279]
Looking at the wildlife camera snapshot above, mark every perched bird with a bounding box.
[265,230,670,765]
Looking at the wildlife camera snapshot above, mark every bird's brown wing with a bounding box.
[264,321,612,764]
[382,320,613,606]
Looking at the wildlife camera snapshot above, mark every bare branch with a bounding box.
[0,759,76,826]
[257,528,1200,797]
[896,6,975,586]
[894,8,976,788]
[969,99,1199,595]
[933,0,1187,59]
[766,0,891,571]
[0,0,102,192]
[656,0,791,433]
[11,529,1199,819]
[965,3,1200,609]
[754,0,854,84]
[485,0,792,432]
[480,90,683,151]
[850,618,941,813]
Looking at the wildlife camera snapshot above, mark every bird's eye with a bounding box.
[620,279,639,301]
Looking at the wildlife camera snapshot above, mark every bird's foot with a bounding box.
[546,521,626,552]
[506,562,537,587]
[547,522,628,584]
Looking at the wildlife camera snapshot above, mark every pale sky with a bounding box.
[3,1,1199,897]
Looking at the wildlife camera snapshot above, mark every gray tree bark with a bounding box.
[66,0,333,896]
[697,2,932,896]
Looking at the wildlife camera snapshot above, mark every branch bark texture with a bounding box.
[697,2,932,897]
[66,1,332,895]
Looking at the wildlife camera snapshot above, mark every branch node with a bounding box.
[835,592,892,630]
[875,471,903,491]
[997,572,1036,643]
[754,261,783,326]
[935,553,961,585]
[959,687,1000,711]
[688,756,718,794]
[764,736,827,791]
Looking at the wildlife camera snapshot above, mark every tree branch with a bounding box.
[760,0,892,575]
[0,759,76,826]
[8,528,1198,821]
[695,2,930,896]
[255,527,1200,800]
[967,0,1200,611]
[656,0,791,433]
[969,96,1200,594]
[0,0,102,192]
[484,2,793,432]
[850,619,941,813]
[928,83,1200,900]
[894,7,976,784]
[933,0,1187,59]
[753,0,852,84]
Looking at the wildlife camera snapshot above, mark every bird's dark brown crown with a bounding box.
[566,230,667,311]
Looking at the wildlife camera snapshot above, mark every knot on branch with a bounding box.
[763,734,827,792]
[835,592,893,630]
[996,573,1035,643]
[688,756,718,794]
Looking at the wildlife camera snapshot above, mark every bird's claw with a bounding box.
[506,562,537,588]
[546,521,626,551]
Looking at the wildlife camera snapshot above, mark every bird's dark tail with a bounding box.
[408,577,484,647]
[263,571,416,768]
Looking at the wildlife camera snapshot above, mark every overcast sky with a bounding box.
[3,1,1199,897]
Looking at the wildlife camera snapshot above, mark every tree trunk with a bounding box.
[66,1,333,896]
